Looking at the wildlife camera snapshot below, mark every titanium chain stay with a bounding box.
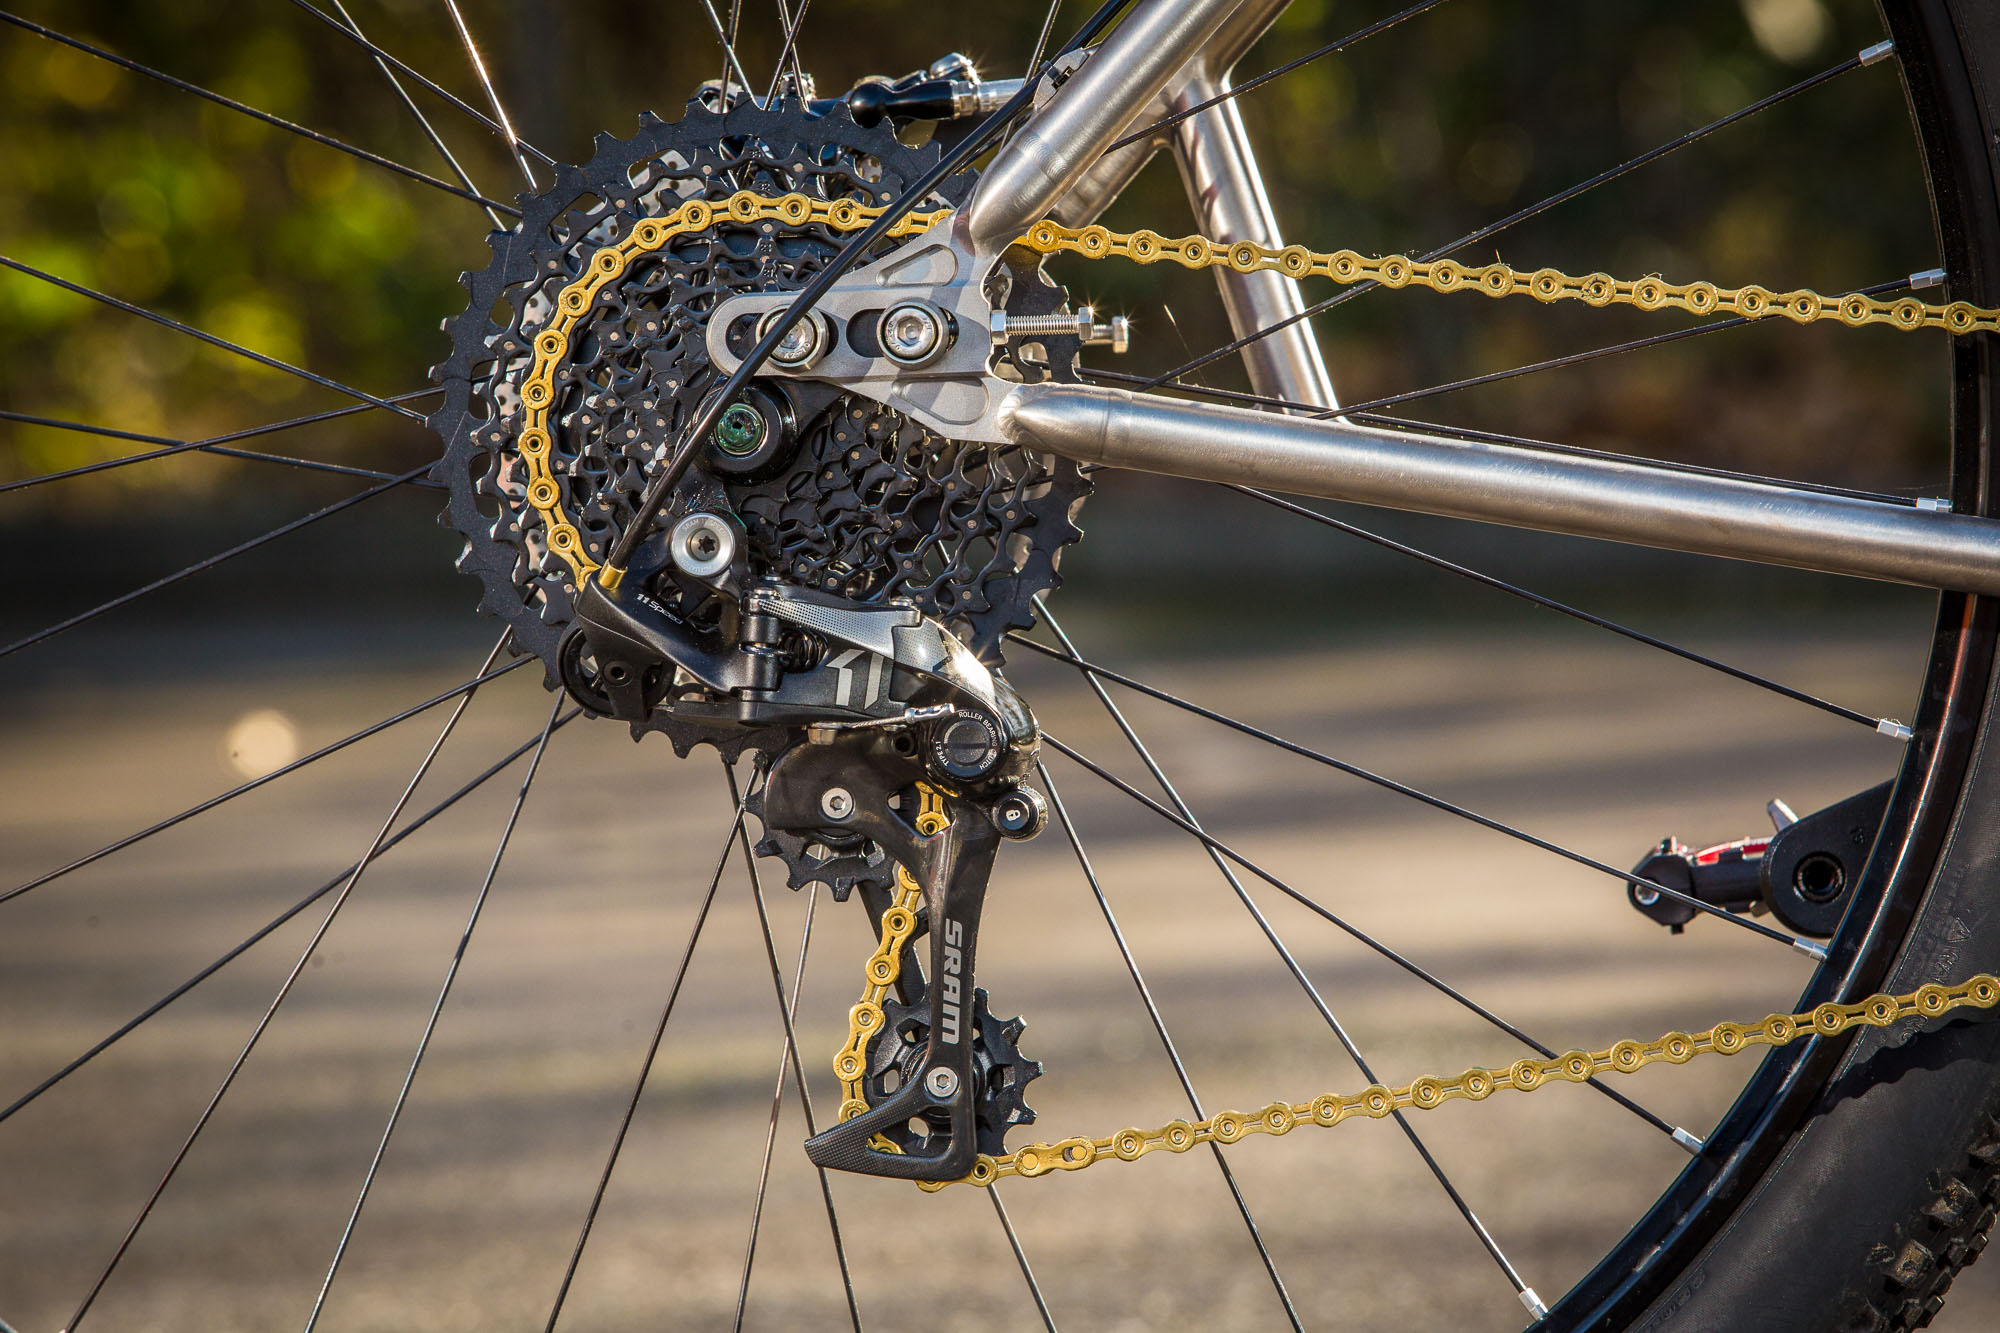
[517,189,2000,1188]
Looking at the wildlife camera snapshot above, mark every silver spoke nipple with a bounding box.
[1671,1126,1705,1156]
[1877,718,1914,742]
[1518,1287,1549,1319]
[1916,496,1951,512]
[1860,39,1896,66]
[1910,267,1947,290]
[1794,937,1831,962]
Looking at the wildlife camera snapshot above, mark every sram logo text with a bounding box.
[940,919,964,1045]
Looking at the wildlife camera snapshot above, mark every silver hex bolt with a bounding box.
[758,307,834,370]
[989,304,1131,354]
[925,1066,960,1099]
[878,300,956,367]
[819,786,855,822]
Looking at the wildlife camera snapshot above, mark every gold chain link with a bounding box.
[831,783,949,1157]
[930,974,2000,1190]
[515,193,2000,1188]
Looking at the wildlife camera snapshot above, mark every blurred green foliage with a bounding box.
[0,0,1955,516]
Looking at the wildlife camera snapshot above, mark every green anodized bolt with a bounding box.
[712,402,767,456]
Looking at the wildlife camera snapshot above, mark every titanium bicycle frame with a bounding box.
[966,0,2000,597]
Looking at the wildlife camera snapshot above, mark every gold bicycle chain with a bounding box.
[519,190,2000,589]
[942,974,2000,1190]
[518,192,2000,1187]
[831,783,949,1157]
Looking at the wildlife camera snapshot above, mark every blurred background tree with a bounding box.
[0,0,1952,621]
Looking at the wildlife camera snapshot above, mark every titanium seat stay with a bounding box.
[1050,0,1340,410]
[956,0,1244,256]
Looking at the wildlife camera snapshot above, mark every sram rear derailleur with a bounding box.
[569,518,1046,1181]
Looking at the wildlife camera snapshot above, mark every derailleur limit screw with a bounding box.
[820,787,855,822]
[989,304,1130,353]
[925,1066,960,1099]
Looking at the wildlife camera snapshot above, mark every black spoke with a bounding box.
[1151,46,1882,387]
[1019,636,1824,955]
[732,888,816,1328]
[304,692,565,1330]
[440,0,540,191]
[0,461,434,663]
[761,0,812,103]
[283,0,556,168]
[0,12,518,218]
[0,398,446,494]
[1031,623,1539,1306]
[988,1186,1058,1333]
[1043,732,1541,1307]
[1036,761,1307,1330]
[60,631,515,1331]
[0,254,427,417]
[727,763,864,1332]
[1108,0,1452,152]
[1319,276,1919,422]
[320,0,508,230]
[1033,605,1691,1145]
[544,780,756,1333]
[1024,0,1063,83]
[0,708,581,1127]
[1,656,528,907]
[700,0,763,110]
[1046,717,1805,1011]
[1222,485,1900,734]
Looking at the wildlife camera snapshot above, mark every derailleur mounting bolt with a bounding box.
[989,304,1131,354]
[925,1066,960,1099]
[878,299,956,367]
[820,786,855,822]
[758,307,834,370]
[669,512,736,579]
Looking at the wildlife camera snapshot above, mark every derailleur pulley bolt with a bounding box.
[925,1066,960,1099]
[758,307,835,370]
[878,299,956,367]
[989,304,1130,354]
[711,402,768,455]
[819,786,855,822]
[930,711,1006,782]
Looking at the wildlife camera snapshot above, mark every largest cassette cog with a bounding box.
[429,98,1090,758]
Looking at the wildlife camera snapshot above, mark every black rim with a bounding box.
[1550,1,2000,1325]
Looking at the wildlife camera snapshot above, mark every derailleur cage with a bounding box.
[761,734,1018,1180]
